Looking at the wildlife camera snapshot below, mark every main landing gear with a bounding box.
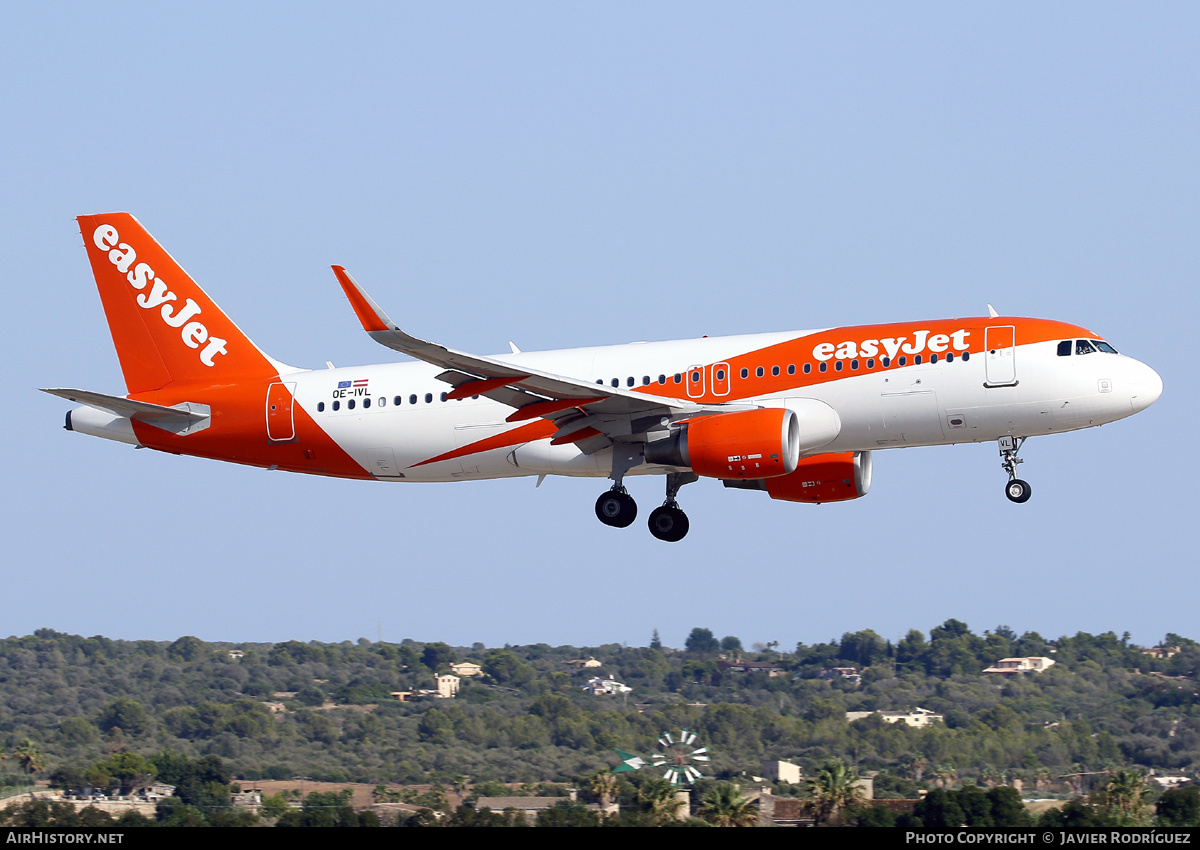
[595,469,697,542]
[595,488,637,528]
[998,436,1032,504]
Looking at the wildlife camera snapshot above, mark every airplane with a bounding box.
[46,213,1163,542]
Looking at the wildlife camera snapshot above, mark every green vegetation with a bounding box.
[0,623,1195,826]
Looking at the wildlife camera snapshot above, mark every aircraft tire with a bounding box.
[1005,479,1032,504]
[596,491,637,528]
[648,505,689,542]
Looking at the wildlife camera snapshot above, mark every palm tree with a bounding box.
[805,759,864,825]
[638,777,684,824]
[588,771,618,809]
[1105,770,1150,826]
[12,740,44,775]
[697,782,758,827]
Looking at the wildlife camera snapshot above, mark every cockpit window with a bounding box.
[1092,339,1118,354]
[1057,340,1072,357]
[1075,339,1097,355]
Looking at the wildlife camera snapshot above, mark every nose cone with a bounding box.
[1129,361,1163,413]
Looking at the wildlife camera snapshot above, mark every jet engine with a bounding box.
[724,451,873,503]
[645,407,800,479]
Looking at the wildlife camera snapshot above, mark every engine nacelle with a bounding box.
[646,408,800,480]
[724,451,873,503]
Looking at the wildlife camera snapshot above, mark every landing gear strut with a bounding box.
[596,444,643,529]
[648,472,697,542]
[998,436,1032,503]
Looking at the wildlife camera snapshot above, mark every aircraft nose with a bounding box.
[1129,361,1163,413]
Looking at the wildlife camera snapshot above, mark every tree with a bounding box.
[650,629,662,650]
[1106,770,1150,826]
[12,740,44,775]
[97,698,150,736]
[720,635,743,653]
[1157,786,1200,827]
[698,782,758,826]
[805,759,864,825]
[685,628,719,653]
[637,777,684,824]
[588,771,618,808]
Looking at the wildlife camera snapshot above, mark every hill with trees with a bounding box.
[0,622,1195,825]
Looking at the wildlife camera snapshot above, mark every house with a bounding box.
[818,667,862,684]
[566,657,603,669]
[449,662,483,677]
[718,659,787,676]
[982,657,1056,675]
[846,707,944,728]
[582,676,632,695]
[475,792,618,824]
[762,760,802,785]
[1142,646,1182,660]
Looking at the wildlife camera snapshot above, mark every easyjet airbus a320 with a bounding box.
[47,214,1163,542]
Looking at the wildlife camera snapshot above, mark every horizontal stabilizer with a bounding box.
[41,388,210,435]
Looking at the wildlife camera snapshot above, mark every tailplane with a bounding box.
[77,213,284,393]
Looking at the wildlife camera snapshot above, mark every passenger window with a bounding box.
[946,353,954,363]
[642,376,650,386]
[347,399,355,410]
[716,369,725,380]
[962,351,970,361]
[803,363,811,374]
[787,364,795,375]
[674,374,682,384]
[866,358,875,369]
[881,357,891,367]
[317,402,325,412]
[1076,340,1097,355]
[394,396,402,405]
[627,377,635,387]
[851,359,859,370]
[1057,340,1072,357]
[756,367,764,377]
[898,356,907,366]
[409,394,418,405]
[440,392,448,402]
[914,355,922,365]
[363,398,371,408]
[771,366,780,377]
[611,378,619,387]
[378,397,385,407]
[835,361,843,371]
[658,375,666,384]
[425,393,433,403]
[740,368,749,379]
[819,362,827,373]
[929,353,938,364]
[332,400,340,411]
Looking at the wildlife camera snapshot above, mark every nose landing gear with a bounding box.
[999,436,1032,503]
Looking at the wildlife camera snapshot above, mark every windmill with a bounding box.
[613,728,711,785]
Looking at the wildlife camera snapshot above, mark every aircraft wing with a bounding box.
[332,267,751,447]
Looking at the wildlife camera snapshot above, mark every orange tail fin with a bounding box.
[77,213,281,393]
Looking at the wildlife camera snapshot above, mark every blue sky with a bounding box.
[2,4,1195,650]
